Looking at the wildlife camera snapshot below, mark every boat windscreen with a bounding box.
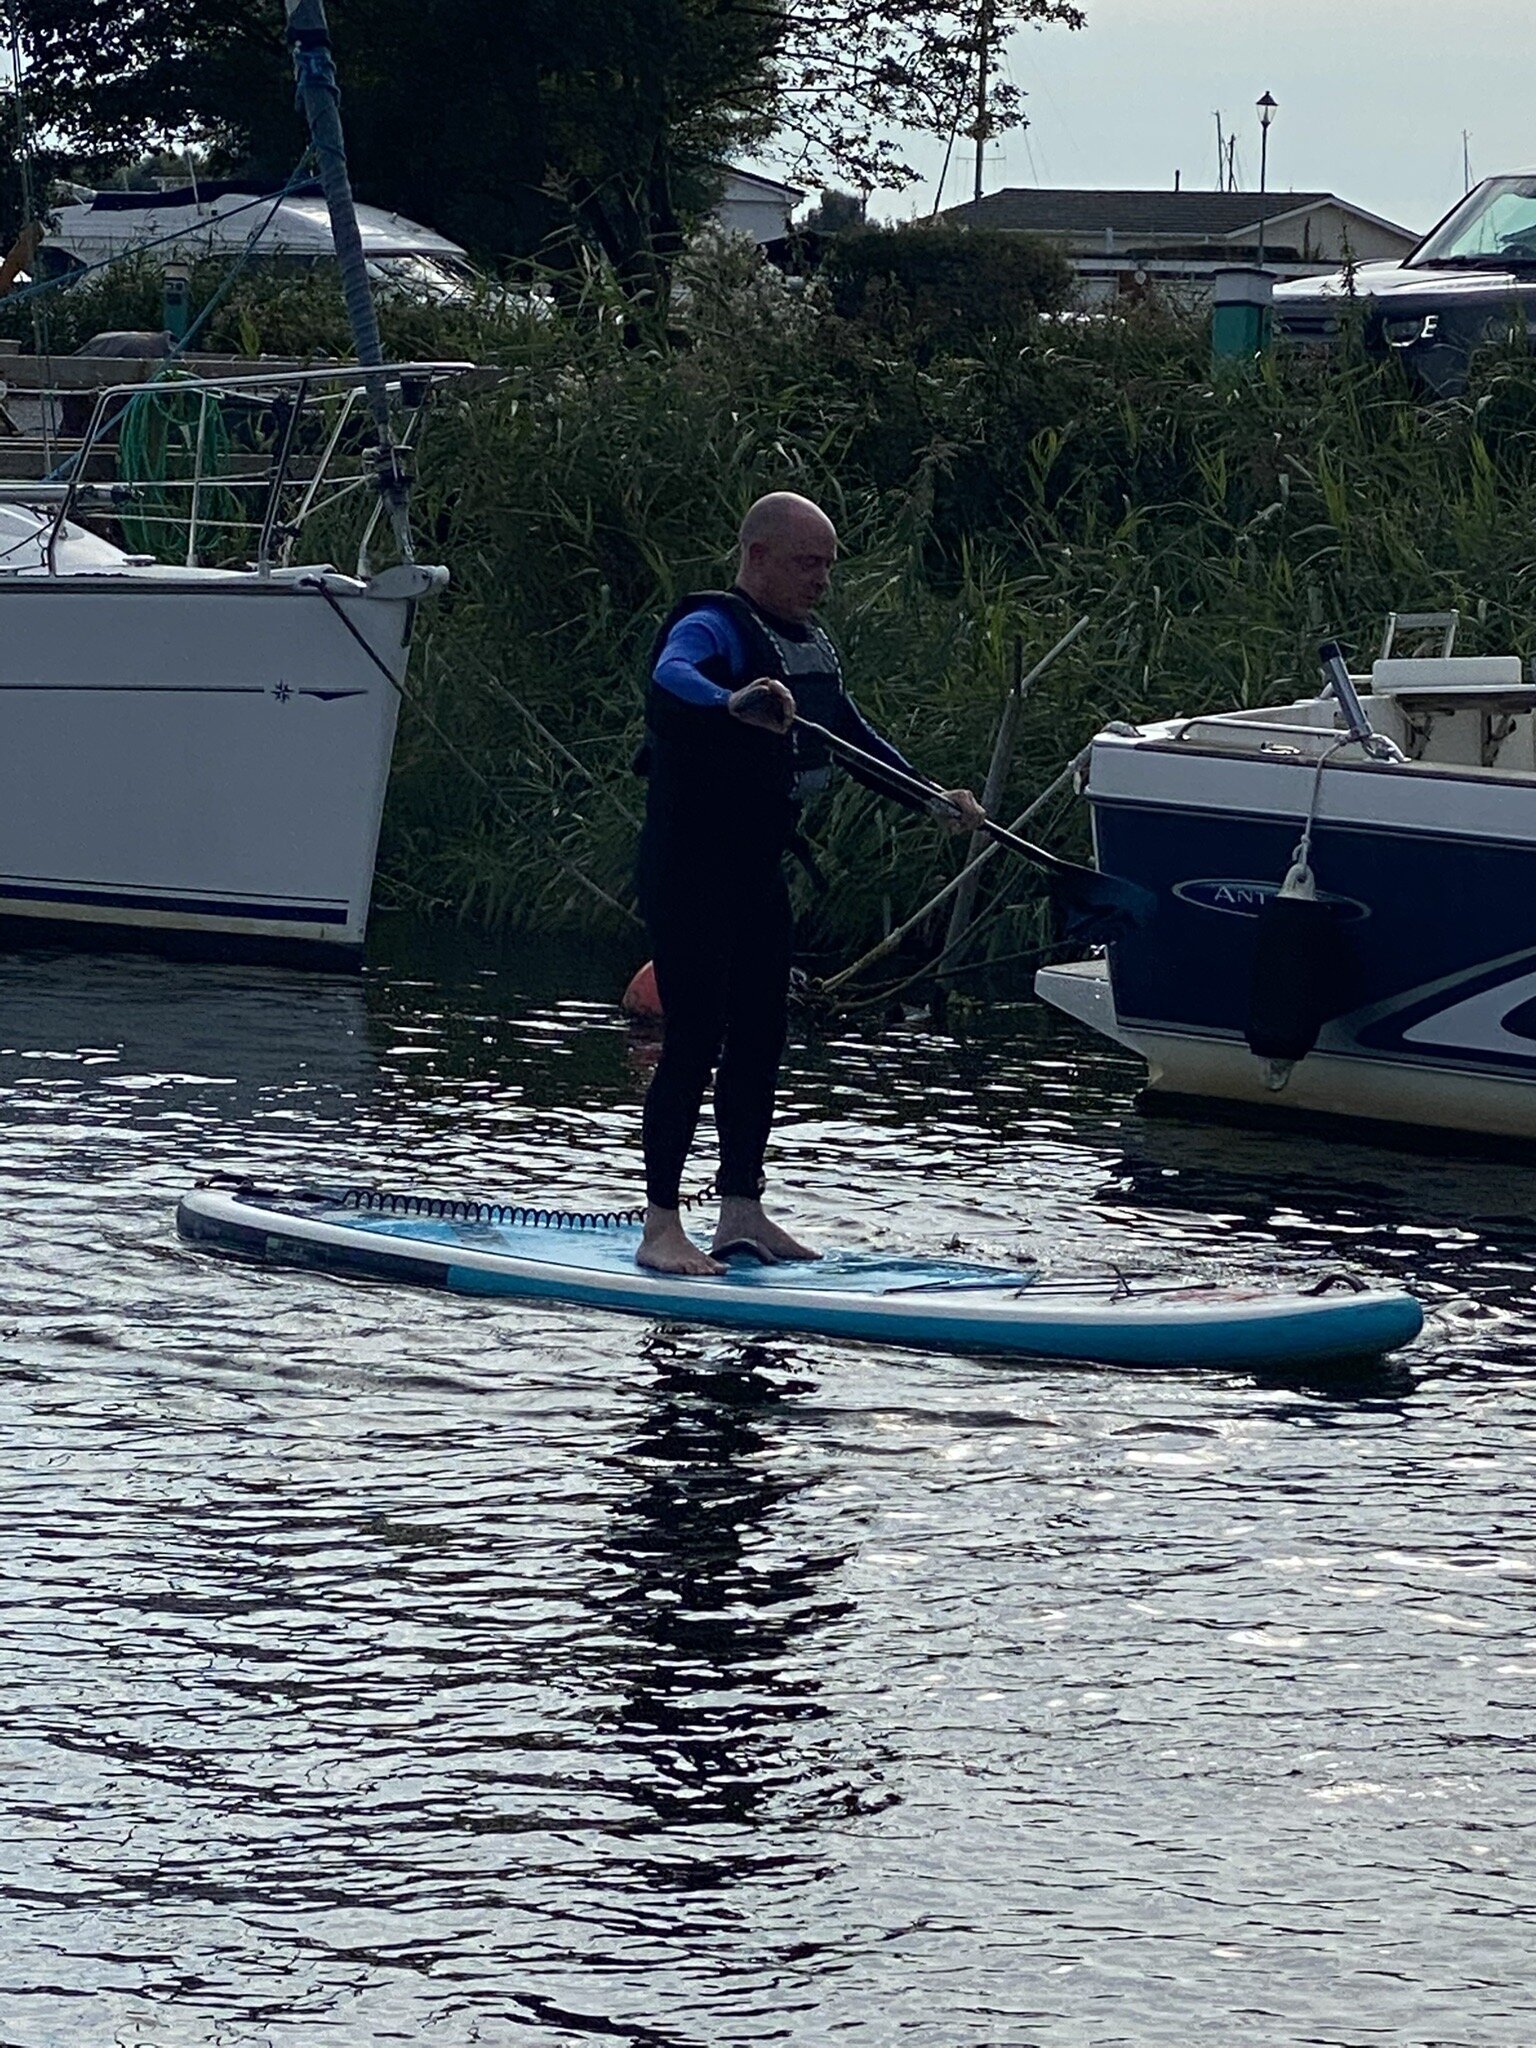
[366,252,483,299]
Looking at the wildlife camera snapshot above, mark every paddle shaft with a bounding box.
[792,715,1076,881]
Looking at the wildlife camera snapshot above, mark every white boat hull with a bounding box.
[0,570,407,962]
[1037,959,1536,1140]
[1036,671,1536,1143]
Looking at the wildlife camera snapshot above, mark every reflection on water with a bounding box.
[573,1326,902,2031]
[600,1339,847,1839]
[0,923,1533,2045]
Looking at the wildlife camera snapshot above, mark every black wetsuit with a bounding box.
[636,588,921,1210]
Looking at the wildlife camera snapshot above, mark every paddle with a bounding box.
[793,714,1157,944]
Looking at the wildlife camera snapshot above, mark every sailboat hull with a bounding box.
[0,571,405,965]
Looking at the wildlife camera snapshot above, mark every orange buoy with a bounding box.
[622,959,663,1021]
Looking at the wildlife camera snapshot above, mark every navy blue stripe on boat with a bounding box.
[0,882,347,925]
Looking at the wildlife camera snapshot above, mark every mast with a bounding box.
[7,18,55,465]
[283,0,412,559]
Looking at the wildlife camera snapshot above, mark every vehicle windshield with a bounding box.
[367,252,482,298]
[1413,176,1536,267]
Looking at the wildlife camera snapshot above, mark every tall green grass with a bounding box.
[388,258,1536,968]
[16,246,1536,967]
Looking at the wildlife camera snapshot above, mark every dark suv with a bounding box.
[1272,172,1536,394]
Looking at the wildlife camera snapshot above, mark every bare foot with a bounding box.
[637,1206,724,1277]
[713,1196,822,1262]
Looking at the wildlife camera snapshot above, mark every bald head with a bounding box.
[736,492,838,622]
[739,491,835,553]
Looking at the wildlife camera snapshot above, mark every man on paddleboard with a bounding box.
[635,491,983,1276]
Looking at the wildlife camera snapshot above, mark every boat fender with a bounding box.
[1244,854,1347,1086]
[622,959,663,1021]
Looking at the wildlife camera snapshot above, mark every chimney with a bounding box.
[1175,169,1182,193]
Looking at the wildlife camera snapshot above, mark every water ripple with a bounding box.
[0,935,1531,2045]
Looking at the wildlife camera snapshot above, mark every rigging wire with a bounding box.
[300,574,643,929]
[931,115,963,215]
[42,158,315,486]
[5,11,55,464]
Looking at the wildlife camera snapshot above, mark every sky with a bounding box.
[839,0,1534,237]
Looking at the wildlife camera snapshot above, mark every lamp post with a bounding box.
[1256,91,1277,268]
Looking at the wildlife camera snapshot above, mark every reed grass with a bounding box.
[389,258,1536,970]
[16,246,1536,967]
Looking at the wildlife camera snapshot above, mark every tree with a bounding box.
[6,0,777,283]
[799,188,865,234]
[821,221,1072,356]
[766,1,1086,194]
[3,1,1084,281]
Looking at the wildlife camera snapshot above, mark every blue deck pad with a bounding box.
[314,1209,1034,1296]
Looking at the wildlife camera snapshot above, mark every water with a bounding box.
[1,927,1533,2048]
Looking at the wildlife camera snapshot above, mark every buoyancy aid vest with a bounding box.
[639,588,847,862]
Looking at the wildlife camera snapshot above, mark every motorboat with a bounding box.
[1036,611,1536,1141]
[40,180,488,305]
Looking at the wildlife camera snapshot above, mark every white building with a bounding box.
[938,188,1420,305]
[714,167,804,247]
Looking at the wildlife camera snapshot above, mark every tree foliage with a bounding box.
[768,1,1085,193]
[3,1,1085,288]
[798,188,865,235]
[821,222,1073,357]
[6,0,779,285]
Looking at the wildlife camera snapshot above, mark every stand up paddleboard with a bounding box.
[176,1183,1424,1370]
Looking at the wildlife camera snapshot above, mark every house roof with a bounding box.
[939,187,1416,243]
[722,165,805,203]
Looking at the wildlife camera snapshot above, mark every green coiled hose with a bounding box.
[116,378,241,562]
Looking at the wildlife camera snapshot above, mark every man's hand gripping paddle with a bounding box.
[792,714,1157,945]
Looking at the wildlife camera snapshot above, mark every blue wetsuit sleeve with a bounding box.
[652,609,745,708]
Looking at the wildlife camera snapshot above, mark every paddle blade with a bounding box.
[1046,864,1158,945]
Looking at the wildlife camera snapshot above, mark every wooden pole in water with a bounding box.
[943,633,1022,970]
[939,613,1090,980]
[817,743,1091,997]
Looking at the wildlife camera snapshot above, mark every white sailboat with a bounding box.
[0,1,464,965]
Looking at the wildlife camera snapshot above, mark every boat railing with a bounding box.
[36,359,482,575]
[1165,712,1376,760]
